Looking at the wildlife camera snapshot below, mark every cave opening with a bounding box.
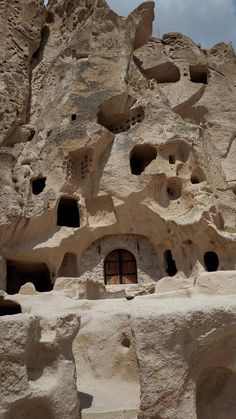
[6,261,52,294]
[57,197,80,228]
[130,144,157,175]
[32,177,46,195]
[190,65,208,84]
[164,250,177,276]
[0,299,22,316]
[204,251,219,272]
[169,155,176,164]
[97,94,144,134]
[166,178,182,200]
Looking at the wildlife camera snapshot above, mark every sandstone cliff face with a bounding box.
[0,0,235,282]
[0,0,236,418]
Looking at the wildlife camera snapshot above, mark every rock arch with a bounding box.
[80,235,160,284]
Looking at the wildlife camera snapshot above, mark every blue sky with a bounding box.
[107,0,236,49]
[44,0,236,49]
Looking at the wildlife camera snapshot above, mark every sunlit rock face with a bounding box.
[0,0,236,418]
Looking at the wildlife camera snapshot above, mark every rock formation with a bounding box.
[0,0,236,418]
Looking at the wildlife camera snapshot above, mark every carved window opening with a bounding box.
[130,144,157,175]
[191,167,205,184]
[190,65,208,84]
[169,155,176,164]
[104,249,137,285]
[164,249,177,276]
[57,197,80,227]
[71,114,77,122]
[32,177,46,195]
[166,178,182,200]
[97,94,144,134]
[6,261,52,294]
[204,251,219,272]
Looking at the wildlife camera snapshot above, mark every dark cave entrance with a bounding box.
[164,250,177,276]
[204,251,219,272]
[130,144,157,175]
[6,261,52,294]
[57,197,80,228]
[0,299,22,316]
[31,177,46,195]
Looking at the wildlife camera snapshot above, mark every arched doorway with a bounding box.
[104,249,137,285]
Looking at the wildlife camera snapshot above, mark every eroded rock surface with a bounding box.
[1,0,236,418]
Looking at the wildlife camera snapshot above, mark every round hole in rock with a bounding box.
[166,178,182,200]
[130,144,157,175]
[121,336,131,348]
[191,175,200,184]
[204,251,219,272]
[31,177,46,195]
[196,367,236,419]
[191,167,205,184]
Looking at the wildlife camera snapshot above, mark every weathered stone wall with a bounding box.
[0,309,80,419]
[1,0,236,417]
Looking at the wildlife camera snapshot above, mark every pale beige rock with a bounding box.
[155,274,194,293]
[54,276,106,300]
[106,283,155,299]
[195,270,236,294]
[1,0,236,418]
[0,297,80,419]
[19,282,38,295]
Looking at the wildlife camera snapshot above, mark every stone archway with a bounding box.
[80,234,160,283]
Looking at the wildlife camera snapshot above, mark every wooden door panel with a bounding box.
[106,275,120,285]
[104,249,137,285]
[123,274,137,284]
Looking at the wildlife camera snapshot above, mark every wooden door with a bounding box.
[104,249,137,285]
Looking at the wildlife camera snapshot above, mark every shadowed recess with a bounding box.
[130,144,157,175]
[0,298,21,316]
[6,261,52,294]
[98,93,144,134]
[57,197,80,227]
[164,249,177,276]
[204,251,219,272]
